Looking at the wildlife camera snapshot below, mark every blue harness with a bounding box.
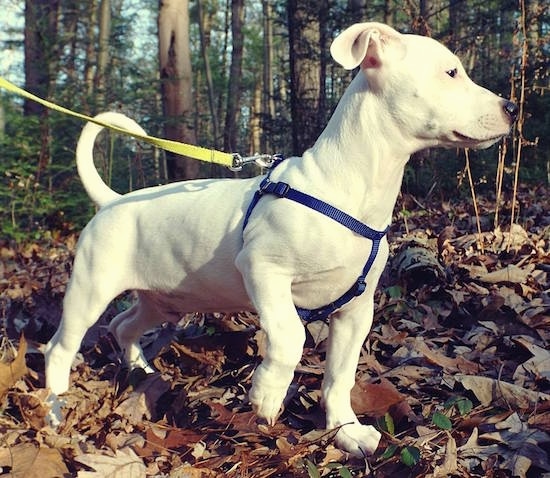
[243,158,389,322]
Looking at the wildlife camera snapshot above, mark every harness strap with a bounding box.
[243,166,388,322]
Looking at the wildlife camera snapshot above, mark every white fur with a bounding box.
[45,22,516,456]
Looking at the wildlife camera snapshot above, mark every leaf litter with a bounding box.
[1,187,550,477]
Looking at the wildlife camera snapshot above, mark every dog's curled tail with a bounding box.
[77,112,147,208]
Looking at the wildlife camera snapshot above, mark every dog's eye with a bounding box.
[446,68,458,78]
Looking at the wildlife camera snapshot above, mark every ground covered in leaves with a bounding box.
[2,186,550,477]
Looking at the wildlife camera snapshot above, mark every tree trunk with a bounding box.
[197,0,219,149]
[24,0,60,183]
[347,0,366,23]
[250,80,262,155]
[159,0,199,180]
[448,0,462,50]
[95,0,111,108]
[84,0,98,102]
[223,0,245,153]
[417,0,434,35]
[287,0,323,155]
[261,0,275,153]
[384,0,393,26]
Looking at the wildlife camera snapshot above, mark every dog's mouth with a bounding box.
[452,130,505,145]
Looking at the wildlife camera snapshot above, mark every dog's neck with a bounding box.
[294,73,415,231]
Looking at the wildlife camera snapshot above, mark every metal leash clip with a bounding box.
[230,153,280,172]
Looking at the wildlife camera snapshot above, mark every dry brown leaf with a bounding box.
[134,425,205,457]
[0,335,28,399]
[528,411,550,432]
[11,389,51,429]
[0,443,69,477]
[168,465,215,477]
[351,377,406,416]
[104,432,145,452]
[170,341,225,370]
[75,448,146,477]
[475,264,534,284]
[431,434,458,478]
[114,374,171,424]
[493,224,532,251]
[512,336,550,382]
[208,401,290,437]
[455,374,550,409]
[414,338,480,374]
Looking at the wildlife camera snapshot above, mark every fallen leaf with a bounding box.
[75,447,146,477]
[135,425,204,457]
[12,389,51,429]
[351,378,406,416]
[0,335,28,399]
[475,264,534,284]
[414,338,480,374]
[431,434,458,478]
[512,336,550,383]
[455,374,550,408]
[479,413,550,477]
[114,373,171,424]
[0,443,69,477]
[528,411,550,432]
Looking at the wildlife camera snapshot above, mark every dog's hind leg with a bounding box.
[107,291,164,373]
[45,277,124,396]
[322,297,382,457]
[45,230,130,396]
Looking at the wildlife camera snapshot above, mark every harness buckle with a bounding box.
[259,179,290,198]
[354,277,367,296]
[271,182,290,197]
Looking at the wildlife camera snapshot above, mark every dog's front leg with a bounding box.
[238,260,306,424]
[250,297,305,423]
[323,297,381,457]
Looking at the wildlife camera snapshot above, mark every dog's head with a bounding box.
[330,22,517,151]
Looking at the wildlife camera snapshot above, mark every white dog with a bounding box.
[45,22,517,456]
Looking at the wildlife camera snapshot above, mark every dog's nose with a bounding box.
[503,100,518,122]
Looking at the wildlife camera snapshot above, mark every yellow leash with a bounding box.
[0,76,251,169]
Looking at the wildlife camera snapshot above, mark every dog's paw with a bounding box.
[249,364,291,425]
[334,423,381,457]
[249,381,286,425]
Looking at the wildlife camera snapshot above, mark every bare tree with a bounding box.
[287,0,325,155]
[262,0,276,153]
[83,0,99,101]
[95,0,111,108]
[197,0,219,148]
[159,0,199,180]
[24,0,60,183]
[223,0,245,153]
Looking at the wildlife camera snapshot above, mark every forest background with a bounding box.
[0,0,548,241]
[1,1,550,476]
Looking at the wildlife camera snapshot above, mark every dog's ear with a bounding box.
[330,22,404,70]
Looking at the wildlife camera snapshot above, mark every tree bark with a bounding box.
[197,0,219,149]
[159,0,199,180]
[250,80,262,155]
[95,0,111,108]
[417,0,434,35]
[223,0,245,153]
[347,0,366,23]
[261,0,275,153]
[24,0,60,183]
[287,0,323,155]
[84,0,98,102]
